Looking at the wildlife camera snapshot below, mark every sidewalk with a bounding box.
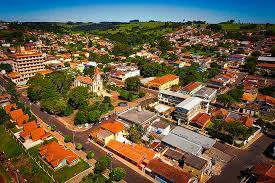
[88,139,158,183]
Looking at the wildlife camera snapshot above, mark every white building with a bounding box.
[174,97,203,124]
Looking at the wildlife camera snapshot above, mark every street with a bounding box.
[209,134,274,183]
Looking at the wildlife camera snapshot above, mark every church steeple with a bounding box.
[94,66,100,76]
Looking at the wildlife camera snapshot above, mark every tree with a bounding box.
[0,108,9,124]
[47,71,73,94]
[76,143,83,150]
[87,110,101,124]
[251,51,261,57]
[68,86,89,109]
[271,46,275,57]
[86,151,95,159]
[50,125,57,131]
[225,121,248,142]
[125,77,141,92]
[244,56,257,74]
[207,24,222,32]
[40,97,67,115]
[110,167,126,181]
[0,63,13,73]
[81,173,107,183]
[128,124,144,143]
[64,135,73,143]
[62,105,74,116]
[75,111,87,125]
[95,156,111,173]
[157,38,173,53]
[83,66,95,77]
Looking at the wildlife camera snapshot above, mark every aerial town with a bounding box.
[0,4,275,183]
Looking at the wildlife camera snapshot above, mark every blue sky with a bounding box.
[0,0,274,23]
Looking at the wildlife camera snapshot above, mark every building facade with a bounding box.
[9,47,46,85]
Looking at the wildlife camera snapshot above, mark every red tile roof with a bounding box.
[183,82,202,92]
[0,93,11,100]
[31,128,50,141]
[75,76,93,85]
[39,141,79,167]
[106,140,157,165]
[149,74,179,86]
[211,108,229,119]
[16,114,29,127]
[20,121,38,138]
[191,113,211,128]
[147,159,192,183]
[10,109,24,121]
[252,164,275,183]
[100,120,124,134]
[4,103,17,113]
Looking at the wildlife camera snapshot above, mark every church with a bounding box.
[73,67,103,95]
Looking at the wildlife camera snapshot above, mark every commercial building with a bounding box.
[174,97,203,123]
[9,47,46,85]
[145,74,179,90]
[158,90,190,106]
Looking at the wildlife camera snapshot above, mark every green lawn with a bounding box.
[0,125,52,183]
[28,142,90,182]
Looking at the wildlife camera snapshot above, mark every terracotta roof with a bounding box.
[257,95,275,106]
[100,120,124,134]
[20,121,38,138]
[146,159,192,183]
[0,93,11,100]
[191,113,211,128]
[10,109,24,121]
[182,82,202,92]
[211,108,229,119]
[148,74,179,86]
[8,72,20,78]
[252,164,275,183]
[106,140,157,165]
[75,76,93,85]
[257,63,275,68]
[38,69,53,75]
[242,92,257,102]
[39,141,79,167]
[31,128,50,141]
[4,103,17,113]
[94,66,101,76]
[241,115,255,127]
[16,114,29,127]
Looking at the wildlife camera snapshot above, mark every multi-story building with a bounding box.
[180,82,203,95]
[158,90,190,106]
[174,97,202,124]
[9,47,46,85]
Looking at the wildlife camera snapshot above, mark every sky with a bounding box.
[0,0,274,23]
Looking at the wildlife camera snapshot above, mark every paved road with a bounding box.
[209,134,274,183]
[18,91,152,183]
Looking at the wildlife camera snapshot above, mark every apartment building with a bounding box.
[158,90,190,106]
[174,97,203,124]
[9,47,45,85]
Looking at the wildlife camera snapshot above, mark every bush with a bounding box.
[76,143,83,150]
[64,135,73,143]
[206,128,233,144]
[95,156,111,173]
[86,151,95,159]
[110,167,126,181]
[50,125,57,131]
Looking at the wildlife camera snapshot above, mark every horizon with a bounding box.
[0,0,274,23]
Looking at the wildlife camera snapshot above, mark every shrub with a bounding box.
[64,135,73,143]
[86,151,95,159]
[76,143,83,150]
[50,125,57,131]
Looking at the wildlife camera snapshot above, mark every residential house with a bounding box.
[0,93,11,106]
[193,87,217,102]
[191,113,211,129]
[19,121,51,141]
[145,74,179,91]
[39,141,79,170]
[4,103,17,113]
[174,97,203,124]
[106,140,157,168]
[147,118,171,136]
[145,158,196,183]
[9,108,29,127]
[73,67,103,95]
[251,164,275,183]
[90,120,125,145]
[180,82,203,95]
[227,54,245,63]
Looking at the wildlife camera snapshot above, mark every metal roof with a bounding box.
[175,97,202,110]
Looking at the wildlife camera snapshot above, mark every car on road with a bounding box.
[263,142,275,159]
